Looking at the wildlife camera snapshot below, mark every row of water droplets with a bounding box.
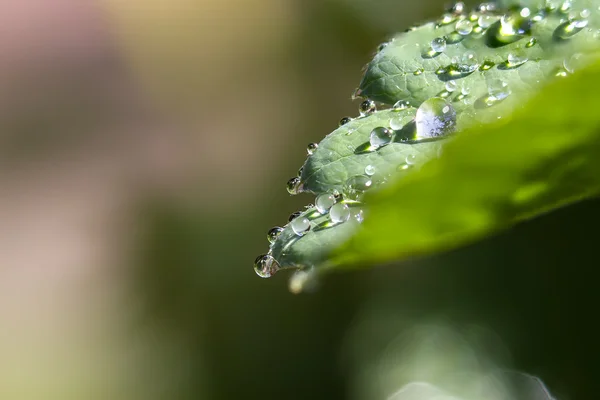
[392,1,595,109]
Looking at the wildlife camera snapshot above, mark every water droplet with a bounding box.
[377,42,389,52]
[449,2,465,15]
[254,254,280,278]
[461,86,471,95]
[369,127,393,148]
[500,11,532,36]
[430,37,447,53]
[286,177,301,195]
[364,165,376,176]
[413,68,424,75]
[479,60,495,70]
[445,81,458,92]
[457,50,479,73]
[478,2,496,12]
[329,203,350,223]
[359,100,376,116]
[554,20,585,39]
[563,53,585,73]
[344,175,373,200]
[288,211,302,222]
[439,13,457,26]
[267,227,283,243]
[291,216,310,236]
[393,100,410,110]
[507,51,528,67]
[478,14,496,28]
[486,79,511,105]
[353,209,365,223]
[307,143,318,155]
[559,0,572,13]
[555,68,568,77]
[339,116,352,126]
[405,154,417,165]
[456,19,473,35]
[525,37,537,47]
[315,193,336,214]
[580,9,591,19]
[415,98,456,139]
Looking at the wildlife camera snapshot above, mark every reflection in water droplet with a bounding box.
[254,254,280,278]
[507,51,528,67]
[359,100,376,116]
[456,19,473,35]
[478,14,496,28]
[431,37,447,53]
[286,177,301,195]
[486,79,511,106]
[315,193,336,214]
[415,98,456,139]
[563,53,585,73]
[339,116,352,126]
[370,127,393,148]
[554,19,586,39]
[330,203,350,223]
[458,51,479,73]
[479,60,495,71]
[306,143,318,155]
[344,175,373,200]
[393,100,410,110]
[267,227,283,243]
[353,209,365,223]
[291,216,310,236]
[364,165,376,176]
[445,81,457,92]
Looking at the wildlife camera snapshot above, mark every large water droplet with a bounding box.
[286,177,301,195]
[344,175,373,200]
[430,37,447,53]
[456,19,473,35]
[415,98,456,139]
[306,143,318,155]
[315,193,336,214]
[330,203,350,223]
[267,227,283,244]
[291,216,310,236]
[364,165,376,176]
[370,127,393,148]
[339,116,352,126]
[359,100,376,116]
[254,254,280,278]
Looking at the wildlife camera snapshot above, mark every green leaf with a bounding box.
[358,4,600,106]
[334,60,600,267]
[299,109,443,195]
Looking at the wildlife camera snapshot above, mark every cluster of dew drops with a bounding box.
[254,0,597,280]
[395,0,595,108]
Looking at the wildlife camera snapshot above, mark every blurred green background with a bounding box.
[0,0,597,398]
